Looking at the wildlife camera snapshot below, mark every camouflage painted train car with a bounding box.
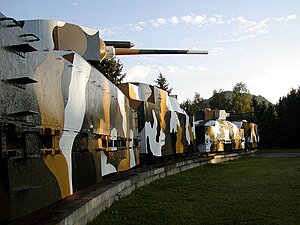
[233,121,259,150]
[0,13,197,222]
[119,83,196,159]
[195,109,258,152]
[0,13,140,221]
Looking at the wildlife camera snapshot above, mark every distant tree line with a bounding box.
[180,82,254,121]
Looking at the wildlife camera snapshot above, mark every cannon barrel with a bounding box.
[114,48,208,55]
[104,41,134,49]
[100,38,208,61]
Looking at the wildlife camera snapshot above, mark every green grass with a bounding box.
[89,156,300,225]
[257,148,300,153]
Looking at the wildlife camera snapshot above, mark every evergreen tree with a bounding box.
[252,100,280,148]
[276,87,300,148]
[154,71,173,94]
[96,57,126,86]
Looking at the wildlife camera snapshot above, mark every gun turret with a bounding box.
[100,39,208,61]
[199,109,230,121]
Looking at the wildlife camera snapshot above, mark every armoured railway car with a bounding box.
[0,13,200,222]
[195,109,259,152]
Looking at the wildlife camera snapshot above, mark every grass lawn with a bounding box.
[256,148,300,153]
[89,155,300,225]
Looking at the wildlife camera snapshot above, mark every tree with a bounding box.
[190,92,207,120]
[154,71,173,95]
[231,82,253,120]
[96,57,126,86]
[209,89,232,111]
[180,93,207,120]
[276,87,300,148]
[252,99,280,148]
[180,99,193,116]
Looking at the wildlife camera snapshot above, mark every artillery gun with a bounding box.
[100,39,208,60]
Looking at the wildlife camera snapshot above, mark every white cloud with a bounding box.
[237,16,247,24]
[181,34,256,45]
[211,47,226,56]
[124,64,207,83]
[194,15,206,25]
[138,21,146,26]
[275,17,284,22]
[128,21,147,31]
[179,14,226,27]
[128,23,144,32]
[275,15,297,23]
[236,15,297,34]
[99,26,122,36]
[208,17,217,24]
[237,17,271,33]
[149,17,167,27]
[238,34,257,40]
[124,65,157,82]
[100,13,298,37]
[286,14,297,21]
[181,14,206,26]
[163,65,206,74]
[132,26,143,32]
[181,14,193,23]
[205,15,225,26]
[169,16,180,25]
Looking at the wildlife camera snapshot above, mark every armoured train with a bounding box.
[0,12,257,222]
[0,12,208,222]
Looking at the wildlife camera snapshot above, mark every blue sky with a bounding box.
[2,0,300,103]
